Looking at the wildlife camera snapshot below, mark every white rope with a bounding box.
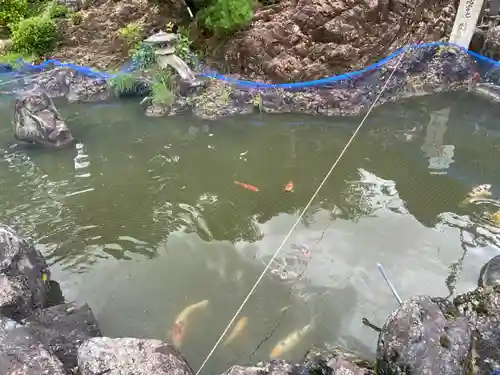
[194,47,409,375]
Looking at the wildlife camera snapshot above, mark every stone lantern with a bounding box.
[144,31,199,85]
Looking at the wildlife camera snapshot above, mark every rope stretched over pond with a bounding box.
[193,45,409,375]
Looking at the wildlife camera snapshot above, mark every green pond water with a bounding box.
[1,92,500,373]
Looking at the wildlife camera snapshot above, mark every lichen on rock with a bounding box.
[77,337,195,375]
[376,295,472,375]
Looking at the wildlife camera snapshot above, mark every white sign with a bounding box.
[449,0,486,49]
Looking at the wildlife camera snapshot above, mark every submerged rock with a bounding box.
[77,337,194,375]
[0,224,51,319]
[376,295,472,375]
[303,346,375,375]
[0,315,66,374]
[23,302,102,372]
[222,360,309,375]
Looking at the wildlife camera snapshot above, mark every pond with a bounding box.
[0,91,500,374]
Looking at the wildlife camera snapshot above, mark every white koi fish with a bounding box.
[171,299,209,348]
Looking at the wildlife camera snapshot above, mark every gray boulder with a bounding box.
[478,254,500,288]
[376,295,472,375]
[23,302,102,372]
[77,337,194,375]
[454,255,500,375]
[0,224,50,319]
[0,315,66,374]
[303,346,375,375]
[13,90,75,149]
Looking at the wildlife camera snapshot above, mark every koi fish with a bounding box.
[234,181,259,192]
[469,184,492,198]
[223,316,248,346]
[171,299,209,348]
[284,181,294,192]
[270,318,316,358]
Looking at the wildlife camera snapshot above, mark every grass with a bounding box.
[0,51,34,67]
[108,72,137,95]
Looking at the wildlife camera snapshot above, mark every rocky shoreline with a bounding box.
[4,43,495,123]
[3,220,500,375]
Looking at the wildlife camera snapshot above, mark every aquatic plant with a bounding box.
[151,71,175,106]
[251,92,262,112]
[108,73,138,96]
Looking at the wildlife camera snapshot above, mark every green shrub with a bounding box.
[174,30,193,63]
[43,1,70,18]
[11,16,57,56]
[198,0,254,35]
[117,22,143,50]
[70,12,82,25]
[0,0,28,29]
[131,44,156,70]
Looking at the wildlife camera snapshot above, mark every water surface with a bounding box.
[0,92,500,373]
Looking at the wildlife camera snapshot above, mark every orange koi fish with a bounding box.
[234,181,259,192]
[223,316,248,346]
[284,181,294,192]
[171,299,209,348]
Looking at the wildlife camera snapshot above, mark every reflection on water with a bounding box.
[0,92,500,373]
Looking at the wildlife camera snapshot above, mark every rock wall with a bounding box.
[218,0,457,82]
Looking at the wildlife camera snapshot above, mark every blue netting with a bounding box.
[0,41,499,90]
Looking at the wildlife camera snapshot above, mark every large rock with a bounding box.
[77,337,194,375]
[478,254,500,288]
[0,315,66,374]
[303,346,375,375]
[13,90,75,149]
[454,255,500,375]
[221,0,456,82]
[23,302,102,372]
[0,224,51,319]
[23,68,111,102]
[376,295,472,375]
